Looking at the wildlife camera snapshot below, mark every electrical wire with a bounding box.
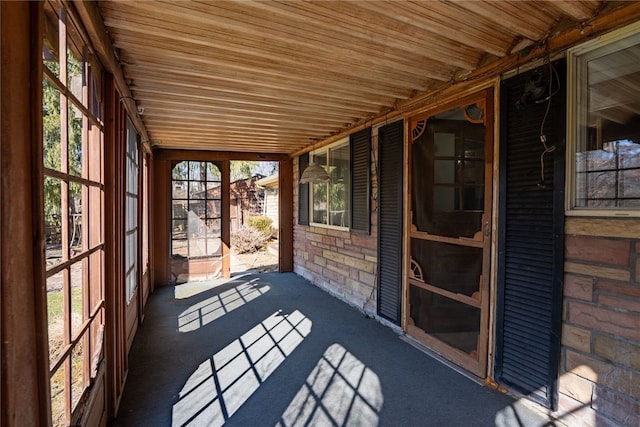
[537,58,560,187]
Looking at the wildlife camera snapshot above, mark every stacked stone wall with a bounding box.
[558,218,640,426]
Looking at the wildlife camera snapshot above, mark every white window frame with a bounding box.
[566,21,640,217]
[309,137,351,230]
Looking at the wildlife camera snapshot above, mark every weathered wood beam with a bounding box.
[154,149,290,162]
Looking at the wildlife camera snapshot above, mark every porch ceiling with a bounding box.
[97,0,603,154]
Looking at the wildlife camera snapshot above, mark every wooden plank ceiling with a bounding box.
[98,0,603,154]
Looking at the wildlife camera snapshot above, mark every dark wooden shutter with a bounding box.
[377,120,404,324]
[495,59,566,410]
[351,127,371,233]
[298,153,309,226]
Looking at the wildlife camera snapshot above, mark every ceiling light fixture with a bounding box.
[300,161,329,184]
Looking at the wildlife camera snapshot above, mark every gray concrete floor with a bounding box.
[112,272,555,427]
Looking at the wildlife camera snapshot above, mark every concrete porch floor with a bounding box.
[112,272,554,427]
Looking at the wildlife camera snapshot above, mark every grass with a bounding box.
[47,287,83,321]
[47,286,86,426]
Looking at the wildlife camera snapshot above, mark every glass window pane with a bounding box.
[43,79,62,172]
[189,237,205,258]
[206,182,220,198]
[574,33,640,209]
[207,163,221,181]
[463,137,484,159]
[69,182,82,251]
[67,46,84,101]
[189,200,206,219]
[312,182,327,224]
[47,270,66,365]
[314,151,327,168]
[434,160,455,184]
[68,104,83,177]
[462,186,484,211]
[172,161,222,259]
[71,340,85,411]
[189,161,203,180]
[50,367,66,426]
[434,132,455,156]
[189,181,205,199]
[45,177,63,268]
[172,180,187,199]
[205,237,222,257]
[207,200,222,219]
[205,218,220,235]
[173,200,188,219]
[433,187,456,213]
[463,160,484,185]
[70,261,84,339]
[173,161,188,180]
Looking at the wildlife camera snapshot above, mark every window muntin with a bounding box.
[43,2,105,425]
[171,161,222,258]
[310,139,350,229]
[568,23,640,215]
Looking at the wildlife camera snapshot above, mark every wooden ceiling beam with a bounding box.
[101,8,454,83]
[124,66,395,108]
[119,50,414,101]
[149,129,316,141]
[133,94,369,122]
[138,107,357,127]
[217,0,471,73]
[152,137,302,149]
[355,1,511,58]
[278,0,479,70]
[450,1,554,41]
[142,119,344,135]
[112,38,433,95]
[129,84,376,116]
[541,1,602,22]
[107,0,478,70]
[154,149,290,161]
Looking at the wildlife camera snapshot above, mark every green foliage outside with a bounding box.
[231,160,278,181]
[47,286,83,322]
[43,57,83,244]
[247,215,273,238]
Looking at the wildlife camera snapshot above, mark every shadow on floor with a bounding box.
[112,272,552,427]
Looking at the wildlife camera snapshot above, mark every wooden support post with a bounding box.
[151,159,171,287]
[221,160,231,278]
[1,2,51,425]
[279,159,294,272]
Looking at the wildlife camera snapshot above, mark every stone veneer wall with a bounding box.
[559,218,640,426]
[293,130,379,315]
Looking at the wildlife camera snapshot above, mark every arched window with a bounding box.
[171,161,222,258]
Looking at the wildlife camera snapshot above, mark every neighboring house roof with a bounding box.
[256,174,278,189]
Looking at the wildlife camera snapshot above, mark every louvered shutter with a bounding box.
[298,153,309,226]
[351,128,371,233]
[377,120,404,324]
[495,60,566,410]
